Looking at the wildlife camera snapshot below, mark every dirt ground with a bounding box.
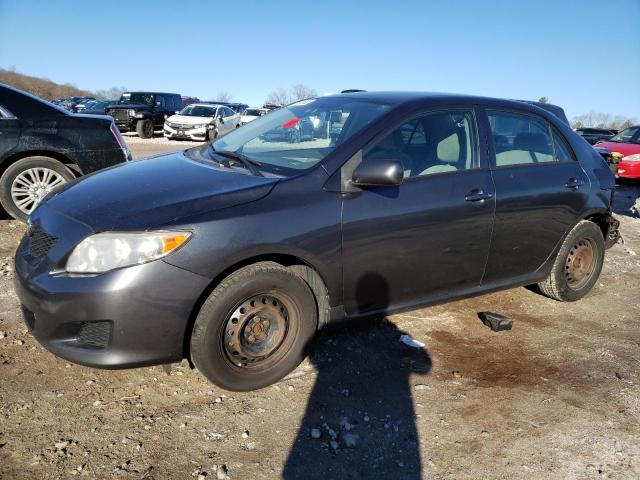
[1,140,639,479]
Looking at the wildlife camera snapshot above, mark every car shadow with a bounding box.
[613,182,640,218]
[282,272,432,480]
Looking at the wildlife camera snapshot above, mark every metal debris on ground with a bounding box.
[399,334,425,348]
[478,312,514,332]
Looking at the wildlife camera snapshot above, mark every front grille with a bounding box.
[77,321,112,348]
[28,227,57,260]
[109,109,130,122]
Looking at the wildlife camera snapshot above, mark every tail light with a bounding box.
[110,122,132,161]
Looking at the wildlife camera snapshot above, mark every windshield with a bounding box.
[244,109,265,117]
[209,97,391,175]
[118,93,154,106]
[179,105,217,117]
[608,127,639,143]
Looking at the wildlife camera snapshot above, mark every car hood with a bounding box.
[593,141,640,158]
[167,114,212,125]
[43,148,280,231]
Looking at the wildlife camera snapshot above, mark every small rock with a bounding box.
[310,428,321,439]
[198,474,207,480]
[216,464,228,480]
[343,433,359,448]
[93,400,102,407]
[55,440,70,450]
[0,331,6,339]
[214,397,222,403]
[241,430,250,439]
[452,371,462,378]
[414,384,431,391]
[244,441,256,450]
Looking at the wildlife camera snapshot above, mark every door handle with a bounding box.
[565,178,584,189]
[465,190,494,202]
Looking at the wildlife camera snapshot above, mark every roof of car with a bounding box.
[333,91,569,124]
[124,92,180,96]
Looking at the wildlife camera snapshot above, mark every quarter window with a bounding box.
[364,110,477,178]
[552,130,574,162]
[488,112,554,166]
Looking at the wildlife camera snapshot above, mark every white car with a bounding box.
[240,107,270,125]
[163,103,241,141]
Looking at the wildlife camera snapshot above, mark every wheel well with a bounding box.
[584,213,609,239]
[181,254,330,362]
[0,151,80,178]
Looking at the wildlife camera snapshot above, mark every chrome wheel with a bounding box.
[223,294,293,370]
[10,167,67,215]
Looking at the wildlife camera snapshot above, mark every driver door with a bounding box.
[340,108,495,315]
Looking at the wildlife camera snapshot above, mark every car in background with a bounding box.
[73,98,99,113]
[0,83,130,220]
[14,92,618,391]
[164,103,240,141]
[79,99,117,116]
[181,96,200,107]
[576,127,617,145]
[59,96,96,112]
[205,101,249,114]
[595,126,640,179]
[240,107,269,125]
[106,92,183,138]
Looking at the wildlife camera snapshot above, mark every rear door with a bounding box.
[0,105,20,158]
[341,107,495,315]
[481,108,590,284]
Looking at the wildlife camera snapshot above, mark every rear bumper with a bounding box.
[616,161,640,179]
[13,208,211,368]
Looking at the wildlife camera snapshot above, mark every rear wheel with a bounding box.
[136,119,154,138]
[537,220,604,301]
[190,262,317,391]
[0,156,74,221]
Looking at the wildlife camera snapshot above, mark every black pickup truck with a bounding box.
[106,92,183,138]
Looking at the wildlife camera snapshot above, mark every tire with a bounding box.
[537,220,605,302]
[136,119,154,138]
[190,262,318,391]
[0,156,75,221]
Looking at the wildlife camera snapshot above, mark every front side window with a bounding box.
[363,110,477,178]
[488,112,554,166]
[209,97,392,175]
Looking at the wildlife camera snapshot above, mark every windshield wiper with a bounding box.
[212,149,263,176]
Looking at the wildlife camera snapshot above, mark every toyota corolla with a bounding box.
[14,92,618,391]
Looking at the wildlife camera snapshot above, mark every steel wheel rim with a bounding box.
[565,238,596,290]
[144,121,153,137]
[10,167,66,215]
[223,293,294,370]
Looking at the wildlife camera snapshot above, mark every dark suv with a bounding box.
[106,92,183,138]
[14,92,618,391]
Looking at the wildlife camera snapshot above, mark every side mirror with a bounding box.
[352,159,403,187]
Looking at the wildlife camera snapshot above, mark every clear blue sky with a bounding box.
[1,0,639,120]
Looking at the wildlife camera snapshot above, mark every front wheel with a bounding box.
[190,262,318,391]
[0,156,75,221]
[537,220,605,301]
[136,119,154,138]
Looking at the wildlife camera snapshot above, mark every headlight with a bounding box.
[66,231,191,274]
[165,121,173,128]
[128,109,136,116]
[621,153,640,162]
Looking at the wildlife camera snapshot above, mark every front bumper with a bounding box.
[13,205,211,368]
[163,124,208,141]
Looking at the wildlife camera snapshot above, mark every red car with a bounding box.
[595,126,640,179]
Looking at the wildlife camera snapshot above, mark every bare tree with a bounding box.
[290,84,317,102]
[538,96,549,104]
[216,90,233,103]
[267,88,292,107]
[571,111,637,130]
[95,86,127,100]
[266,84,317,107]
